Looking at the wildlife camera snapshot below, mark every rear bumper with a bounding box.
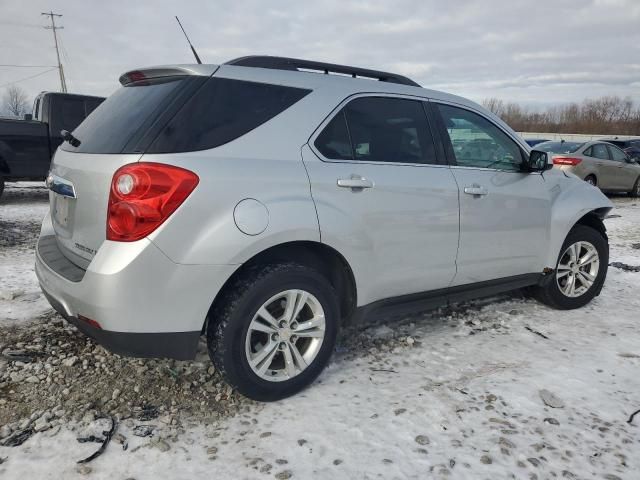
[35,215,238,360]
[42,289,200,360]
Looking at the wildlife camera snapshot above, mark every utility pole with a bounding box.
[41,11,67,93]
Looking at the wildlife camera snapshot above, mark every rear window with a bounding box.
[62,77,190,154]
[147,78,311,153]
[536,141,583,154]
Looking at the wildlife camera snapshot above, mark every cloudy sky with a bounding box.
[1,0,639,108]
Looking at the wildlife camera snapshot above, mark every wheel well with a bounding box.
[204,241,357,332]
[584,174,597,185]
[575,210,607,239]
[0,157,10,175]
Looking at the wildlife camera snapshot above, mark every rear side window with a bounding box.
[63,77,188,153]
[609,145,628,162]
[314,96,437,164]
[60,97,86,131]
[148,78,311,153]
[314,112,352,160]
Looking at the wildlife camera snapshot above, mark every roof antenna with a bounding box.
[175,16,202,64]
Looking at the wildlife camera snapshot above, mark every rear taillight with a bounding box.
[107,163,199,242]
[553,156,582,166]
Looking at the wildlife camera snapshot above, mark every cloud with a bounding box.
[0,0,638,107]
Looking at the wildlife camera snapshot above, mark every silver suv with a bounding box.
[36,56,613,400]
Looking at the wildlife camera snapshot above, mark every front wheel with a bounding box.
[207,263,339,401]
[534,225,608,310]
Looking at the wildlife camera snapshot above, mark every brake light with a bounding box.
[126,70,147,83]
[553,156,582,166]
[107,163,199,242]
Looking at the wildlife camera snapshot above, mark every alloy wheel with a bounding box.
[245,289,326,382]
[556,241,599,298]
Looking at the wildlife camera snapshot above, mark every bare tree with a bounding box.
[2,85,30,118]
[481,95,640,135]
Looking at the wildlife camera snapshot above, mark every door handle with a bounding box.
[463,185,488,196]
[337,176,374,190]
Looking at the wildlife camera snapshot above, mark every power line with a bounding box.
[0,20,43,29]
[0,67,58,89]
[41,11,67,93]
[0,64,58,68]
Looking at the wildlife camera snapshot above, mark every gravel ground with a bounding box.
[0,182,639,479]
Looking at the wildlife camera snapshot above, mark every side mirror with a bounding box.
[24,113,32,121]
[525,150,552,172]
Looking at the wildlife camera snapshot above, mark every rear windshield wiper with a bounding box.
[61,129,82,148]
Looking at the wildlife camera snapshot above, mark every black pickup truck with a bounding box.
[0,91,105,198]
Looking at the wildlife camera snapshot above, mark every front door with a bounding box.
[432,102,551,285]
[303,95,460,306]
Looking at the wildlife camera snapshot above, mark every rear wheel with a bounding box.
[0,175,4,199]
[629,177,640,198]
[207,263,339,401]
[584,175,597,187]
[534,225,608,310]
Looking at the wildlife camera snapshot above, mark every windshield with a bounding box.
[61,76,190,154]
[535,141,583,154]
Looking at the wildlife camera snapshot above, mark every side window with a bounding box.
[85,98,104,117]
[583,147,593,157]
[149,78,311,153]
[591,144,610,160]
[343,97,436,164]
[314,112,352,160]
[437,104,524,171]
[60,97,86,131]
[608,145,628,162]
[33,98,41,120]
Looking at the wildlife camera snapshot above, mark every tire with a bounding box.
[534,225,608,310]
[629,177,640,198]
[207,263,339,401]
[0,175,4,200]
[584,175,597,187]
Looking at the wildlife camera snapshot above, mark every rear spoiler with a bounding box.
[119,65,218,86]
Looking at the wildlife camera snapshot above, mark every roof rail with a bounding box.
[224,55,421,87]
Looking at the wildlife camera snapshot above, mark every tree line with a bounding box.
[482,96,640,136]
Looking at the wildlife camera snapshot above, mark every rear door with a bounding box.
[303,95,460,305]
[590,143,616,188]
[607,144,635,190]
[431,102,550,285]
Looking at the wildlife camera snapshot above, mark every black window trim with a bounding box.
[308,92,447,167]
[429,99,536,174]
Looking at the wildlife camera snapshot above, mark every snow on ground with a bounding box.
[0,182,50,325]
[1,183,639,479]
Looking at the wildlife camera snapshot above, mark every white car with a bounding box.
[36,56,612,400]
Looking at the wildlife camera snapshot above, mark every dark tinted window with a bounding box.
[437,104,523,171]
[85,98,104,116]
[148,78,311,153]
[60,97,86,131]
[346,97,436,164]
[314,112,352,160]
[62,77,188,153]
